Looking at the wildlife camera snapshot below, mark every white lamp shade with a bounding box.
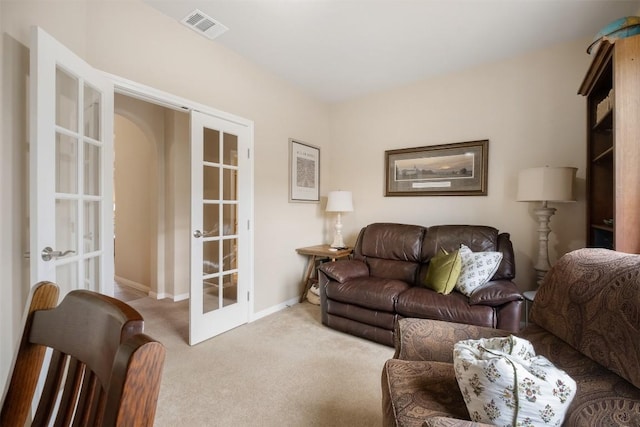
[517,166,577,202]
[326,191,354,212]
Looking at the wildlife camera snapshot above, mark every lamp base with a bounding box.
[533,202,556,287]
[331,213,345,248]
[330,240,346,249]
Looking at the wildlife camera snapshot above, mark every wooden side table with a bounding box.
[296,244,353,303]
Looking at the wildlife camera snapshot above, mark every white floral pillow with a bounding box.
[454,244,503,296]
[453,336,576,427]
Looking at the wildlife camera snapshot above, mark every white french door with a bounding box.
[189,111,251,345]
[30,27,254,343]
[30,27,114,298]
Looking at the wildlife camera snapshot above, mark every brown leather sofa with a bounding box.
[317,223,523,347]
[381,248,640,426]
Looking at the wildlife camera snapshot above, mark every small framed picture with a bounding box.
[385,140,489,196]
[289,139,320,203]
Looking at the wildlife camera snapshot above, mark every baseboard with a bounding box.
[173,292,189,302]
[251,296,300,322]
[114,275,191,302]
[115,276,149,294]
[147,291,189,302]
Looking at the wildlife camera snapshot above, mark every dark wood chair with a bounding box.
[1,281,166,426]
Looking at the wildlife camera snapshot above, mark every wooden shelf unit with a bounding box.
[579,34,640,253]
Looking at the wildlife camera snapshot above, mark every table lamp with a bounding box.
[517,166,576,286]
[326,191,354,249]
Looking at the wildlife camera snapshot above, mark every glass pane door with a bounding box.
[190,110,250,345]
[31,27,113,298]
[53,68,104,294]
[202,129,239,313]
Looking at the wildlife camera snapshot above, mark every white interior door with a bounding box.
[190,111,251,345]
[30,27,114,298]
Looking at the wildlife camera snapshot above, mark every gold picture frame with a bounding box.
[385,140,488,196]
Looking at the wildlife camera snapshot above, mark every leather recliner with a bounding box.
[317,223,523,346]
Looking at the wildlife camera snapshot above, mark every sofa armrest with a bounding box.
[318,260,369,283]
[423,417,494,427]
[468,280,523,306]
[394,318,509,362]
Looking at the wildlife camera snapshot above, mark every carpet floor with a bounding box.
[127,298,394,426]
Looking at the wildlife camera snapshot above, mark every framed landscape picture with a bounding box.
[385,140,488,196]
[289,138,320,202]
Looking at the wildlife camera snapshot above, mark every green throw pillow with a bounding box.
[424,248,462,294]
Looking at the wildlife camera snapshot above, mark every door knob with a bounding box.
[193,230,215,238]
[41,247,76,262]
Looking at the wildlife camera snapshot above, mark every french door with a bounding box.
[31,27,253,344]
[30,27,114,297]
[189,111,251,345]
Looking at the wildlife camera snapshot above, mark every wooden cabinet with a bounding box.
[579,34,640,253]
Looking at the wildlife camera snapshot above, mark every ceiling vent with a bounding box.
[181,9,228,40]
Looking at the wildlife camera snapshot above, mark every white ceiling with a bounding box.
[144,0,640,103]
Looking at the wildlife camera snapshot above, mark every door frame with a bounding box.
[106,72,255,318]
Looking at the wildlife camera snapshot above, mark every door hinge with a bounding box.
[247,219,250,230]
[247,291,250,301]
[247,148,250,159]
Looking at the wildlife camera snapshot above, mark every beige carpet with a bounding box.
[127,297,394,426]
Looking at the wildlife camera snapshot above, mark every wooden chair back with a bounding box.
[1,281,165,426]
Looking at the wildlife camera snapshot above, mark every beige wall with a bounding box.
[114,95,191,300]
[114,112,158,293]
[328,38,591,290]
[0,0,593,391]
[163,109,191,299]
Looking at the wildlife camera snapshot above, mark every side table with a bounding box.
[523,290,537,326]
[296,244,353,303]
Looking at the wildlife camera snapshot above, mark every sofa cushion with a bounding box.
[360,223,425,262]
[395,287,496,328]
[324,276,410,312]
[454,245,502,297]
[530,248,640,389]
[368,258,420,284]
[382,359,469,427]
[421,226,516,282]
[423,249,461,294]
[422,225,499,260]
[453,335,576,426]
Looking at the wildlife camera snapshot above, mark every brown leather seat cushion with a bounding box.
[395,287,496,328]
[325,276,410,312]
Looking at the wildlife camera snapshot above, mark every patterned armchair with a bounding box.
[382,248,640,427]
